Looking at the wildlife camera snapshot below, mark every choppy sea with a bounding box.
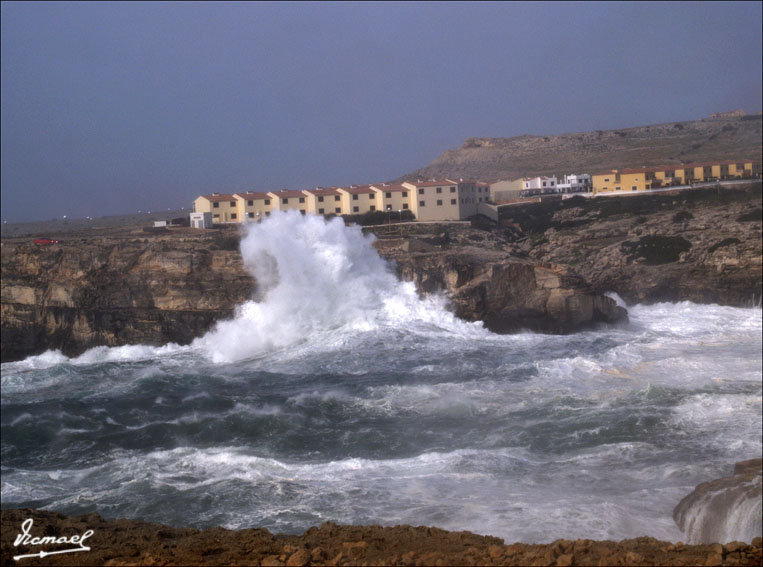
[2,212,761,543]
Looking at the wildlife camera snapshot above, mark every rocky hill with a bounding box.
[398,115,762,182]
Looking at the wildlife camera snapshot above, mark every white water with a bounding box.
[1,211,761,543]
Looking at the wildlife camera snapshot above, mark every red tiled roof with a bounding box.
[304,188,340,196]
[235,191,271,200]
[201,193,237,202]
[268,190,305,198]
[412,180,457,187]
[338,185,375,194]
[372,183,409,193]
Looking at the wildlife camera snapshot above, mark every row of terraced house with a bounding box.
[192,180,492,225]
[191,159,759,226]
[591,160,758,194]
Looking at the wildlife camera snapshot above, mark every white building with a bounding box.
[556,174,591,193]
[521,176,558,195]
[190,212,213,229]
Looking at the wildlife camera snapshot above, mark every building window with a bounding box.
[231,213,237,219]
[616,186,621,190]
[451,187,456,193]
[353,194,358,200]
[230,201,236,206]
[282,198,288,204]
[213,214,219,218]
[604,178,610,183]
[451,199,456,205]
[319,208,324,214]
[265,211,270,217]
[402,191,407,197]
[420,200,426,207]
[436,199,442,206]
[370,205,376,211]
[335,207,341,213]
[403,204,408,209]
[632,186,637,191]
[264,199,270,205]
[353,206,359,212]
[436,187,442,193]
[369,193,374,199]
[419,188,424,195]
[386,192,391,198]
[213,202,219,208]
[318,196,324,202]
[335,195,340,201]
[300,210,306,215]
[248,212,254,218]
[542,182,547,187]
[248,200,253,206]
[299,197,305,203]
[387,205,392,211]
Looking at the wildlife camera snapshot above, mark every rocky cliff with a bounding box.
[1,224,625,362]
[0,233,255,362]
[373,235,624,334]
[674,459,762,545]
[2,183,758,362]
[399,115,762,182]
[499,184,762,306]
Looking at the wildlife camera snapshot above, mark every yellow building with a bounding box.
[337,185,378,215]
[234,191,274,221]
[302,188,344,215]
[402,180,461,221]
[193,193,240,223]
[267,190,308,214]
[593,160,758,193]
[371,184,413,213]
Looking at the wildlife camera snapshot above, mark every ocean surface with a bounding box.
[2,213,761,544]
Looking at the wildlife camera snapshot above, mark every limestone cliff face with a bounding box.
[503,184,763,306]
[1,235,255,362]
[374,239,626,334]
[0,228,626,362]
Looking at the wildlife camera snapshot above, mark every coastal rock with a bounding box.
[503,183,762,306]
[3,508,763,566]
[376,243,626,334]
[0,233,255,362]
[674,459,762,544]
[1,224,626,362]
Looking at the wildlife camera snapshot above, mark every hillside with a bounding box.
[398,115,762,182]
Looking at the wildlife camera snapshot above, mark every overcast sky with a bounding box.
[2,1,761,222]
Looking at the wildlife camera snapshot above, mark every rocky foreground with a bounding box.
[1,508,761,567]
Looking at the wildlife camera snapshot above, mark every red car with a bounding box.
[34,237,60,245]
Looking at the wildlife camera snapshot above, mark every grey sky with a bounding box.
[2,1,761,222]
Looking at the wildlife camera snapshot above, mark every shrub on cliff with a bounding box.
[672,210,694,223]
[708,238,740,253]
[621,235,692,265]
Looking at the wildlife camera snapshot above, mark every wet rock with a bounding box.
[674,459,763,544]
